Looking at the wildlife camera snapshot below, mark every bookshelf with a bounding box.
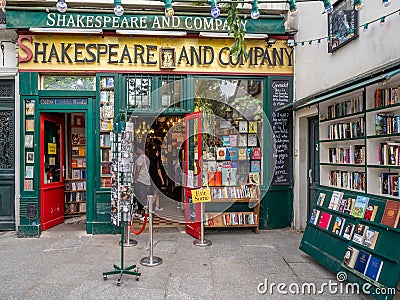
[301,79,400,299]
[202,118,262,233]
[99,76,114,188]
[65,113,87,216]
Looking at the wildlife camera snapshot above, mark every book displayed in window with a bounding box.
[238,120,248,133]
[248,121,257,133]
[238,134,247,147]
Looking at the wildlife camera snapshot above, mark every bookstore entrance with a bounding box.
[39,111,89,231]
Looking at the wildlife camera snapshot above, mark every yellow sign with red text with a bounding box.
[17,35,294,74]
[191,188,212,203]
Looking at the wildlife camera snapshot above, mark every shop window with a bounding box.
[41,76,95,91]
[127,74,152,110]
[161,75,183,109]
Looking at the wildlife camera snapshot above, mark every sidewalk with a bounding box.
[0,225,368,299]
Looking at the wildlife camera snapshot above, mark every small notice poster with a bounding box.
[191,188,212,203]
[48,143,56,154]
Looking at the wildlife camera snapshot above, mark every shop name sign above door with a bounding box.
[6,10,285,34]
[18,35,294,74]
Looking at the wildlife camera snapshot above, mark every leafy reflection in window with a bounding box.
[42,76,95,91]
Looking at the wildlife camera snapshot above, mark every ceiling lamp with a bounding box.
[289,0,297,16]
[56,0,67,13]
[322,0,333,14]
[251,1,260,20]
[114,0,124,17]
[354,0,364,10]
[208,0,220,19]
[163,0,174,17]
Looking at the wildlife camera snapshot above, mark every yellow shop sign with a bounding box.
[18,35,294,74]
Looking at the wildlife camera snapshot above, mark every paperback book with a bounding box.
[309,209,320,225]
[317,212,332,230]
[351,196,369,218]
[343,246,360,268]
[331,216,346,235]
[364,256,383,282]
[342,223,355,240]
[316,193,326,206]
[352,224,369,244]
[363,229,379,249]
[354,250,371,274]
[328,191,344,210]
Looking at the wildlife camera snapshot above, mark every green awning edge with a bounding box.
[278,58,400,112]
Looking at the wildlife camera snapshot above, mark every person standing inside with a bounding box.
[133,145,150,217]
[149,148,165,211]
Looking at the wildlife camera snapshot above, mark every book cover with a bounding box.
[25,100,35,116]
[208,171,222,186]
[247,134,257,147]
[343,246,360,268]
[229,135,238,147]
[251,148,261,159]
[363,229,379,249]
[222,135,230,146]
[331,216,346,235]
[364,205,378,222]
[351,195,369,218]
[248,121,257,133]
[25,135,34,148]
[238,134,247,147]
[316,193,326,206]
[354,250,371,274]
[338,197,348,212]
[248,172,260,185]
[222,168,237,186]
[343,198,355,214]
[206,147,216,160]
[217,147,227,160]
[227,148,238,160]
[328,191,344,210]
[25,119,34,132]
[238,148,247,160]
[309,209,320,225]
[381,200,400,228]
[352,224,369,244]
[317,212,332,230]
[342,223,355,240]
[238,120,248,133]
[364,256,383,282]
[250,160,261,172]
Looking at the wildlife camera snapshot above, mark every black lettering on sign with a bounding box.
[270,79,292,185]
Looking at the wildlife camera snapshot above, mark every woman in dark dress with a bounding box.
[149,148,164,211]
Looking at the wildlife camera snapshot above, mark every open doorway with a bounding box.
[40,112,87,231]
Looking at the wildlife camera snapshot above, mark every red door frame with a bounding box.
[184,111,202,239]
[40,113,65,231]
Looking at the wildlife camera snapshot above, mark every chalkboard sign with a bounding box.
[270,79,292,185]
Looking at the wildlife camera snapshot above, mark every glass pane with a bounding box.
[42,76,95,91]
[161,76,181,109]
[127,76,151,109]
[44,120,61,184]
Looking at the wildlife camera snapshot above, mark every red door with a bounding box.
[40,113,65,231]
[184,112,202,238]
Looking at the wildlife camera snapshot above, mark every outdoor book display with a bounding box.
[300,78,400,299]
[64,113,87,216]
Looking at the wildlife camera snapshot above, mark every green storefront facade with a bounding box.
[7,7,294,237]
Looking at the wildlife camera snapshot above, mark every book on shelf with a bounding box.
[222,135,230,146]
[327,117,364,140]
[227,148,238,160]
[72,169,81,180]
[352,224,369,244]
[364,205,378,222]
[309,209,320,225]
[337,197,348,213]
[247,134,257,147]
[343,198,355,214]
[331,216,346,235]
[316,193,326,206]
[364,256,384,282]
[375,114,400,135]
[248,121,257,133]
[354,250,371,274]
[380,200,400,228]
[248,172,260,185]
[363,229,379,249]
[251,148,261,159]
[379,142,400,165]
[208,171,222,187]
[78,147,85,156]
[350,196,369,218]
[342,223,355,240]
[375,87,400,108]
[217,147,227,160]
[328,191,344,210]
[229,135,237,147]
[343,246,360,268]
[317,212,332,230]
[238,148,247,160]
[238,134,247,147]
[221,168,237,186]
[328,170,365,191]
[327,96,363,119]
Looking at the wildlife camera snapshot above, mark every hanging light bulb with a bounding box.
[289,0,298,16]
[322,0,333,14]
[114,0,124,17]
[251,1,260,20]
[208,0,220,18]
[354,0,364,10]
[363,23,368,31]
[380,17,386,26]
[163,0,174,17]
[56,0,67,13]
[382,0,391,7]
